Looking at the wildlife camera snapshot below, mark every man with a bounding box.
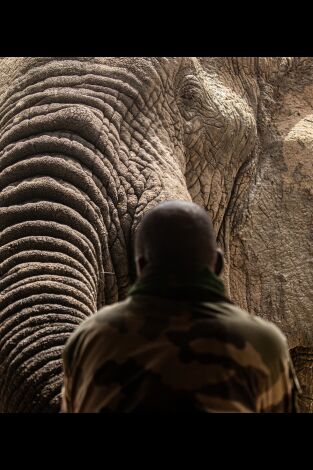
[61,200,301,412]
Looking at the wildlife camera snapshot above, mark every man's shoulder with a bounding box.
[79,298,133,331]
[199,301,289,358]
[64,299,132,344]
[63,298,134,364]
[235,304,288,349]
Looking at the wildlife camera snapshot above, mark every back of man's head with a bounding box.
[134,200,220,279]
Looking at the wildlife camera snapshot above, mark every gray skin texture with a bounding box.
[0,57,312,412]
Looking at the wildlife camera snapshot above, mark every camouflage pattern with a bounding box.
[61,295,301,412]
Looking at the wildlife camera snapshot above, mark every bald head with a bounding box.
[134,200,222,279]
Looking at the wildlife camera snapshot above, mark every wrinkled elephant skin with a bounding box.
[0,57,312,412]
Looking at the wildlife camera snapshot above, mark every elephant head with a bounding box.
[0,57,312,412]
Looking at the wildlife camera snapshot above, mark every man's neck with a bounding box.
[129,266,231,304]
[139,264,215,282]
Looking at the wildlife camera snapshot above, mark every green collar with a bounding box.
[128,267,231,304]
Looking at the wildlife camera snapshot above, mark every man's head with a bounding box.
[134,200,223,279]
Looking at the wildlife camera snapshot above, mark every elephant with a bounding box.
[0,57,312,413]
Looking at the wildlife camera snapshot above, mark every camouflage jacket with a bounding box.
[61,294,301,413]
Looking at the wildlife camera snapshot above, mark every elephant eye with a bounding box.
[180,85,196,102]
[177,74,203,118]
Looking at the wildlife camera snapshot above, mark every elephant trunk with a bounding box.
[0,97,124,412]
